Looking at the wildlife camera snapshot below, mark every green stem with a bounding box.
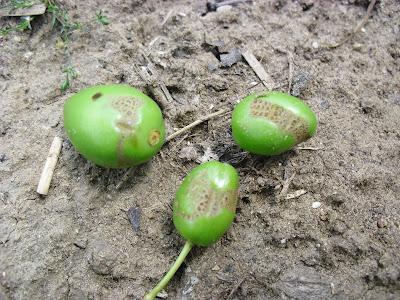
[145,240,193,300]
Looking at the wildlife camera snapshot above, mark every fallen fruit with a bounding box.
[231,91,317,155]
[144,161,239,299]
[63,84,165,168]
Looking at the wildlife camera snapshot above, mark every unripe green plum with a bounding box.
[173,161,239,246]
[231,91,317,155]
[145,161,239,300]
[63,84,165,168]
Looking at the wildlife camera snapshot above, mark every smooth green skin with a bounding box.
[63,84,165,168]
[231,91,317,156]
[173,161,239,247]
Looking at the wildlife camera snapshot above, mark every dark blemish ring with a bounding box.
[92,92,102,100]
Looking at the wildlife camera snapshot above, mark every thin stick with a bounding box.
[242,50,275,91]
[327,0,377,48]
[116,167,137,190]
[161,9,173,27]
[287,51,294,94]
[286,189,307,200]
[227,277,245,300]
[166,108,229,142]
[297,146,323,151]
[37,136,63,195]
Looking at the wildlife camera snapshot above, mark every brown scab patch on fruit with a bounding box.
[177,171,238,221]
[112,96,142,117]
[250,99,310,143]
[92,92,102,101]
[148,130,160,146]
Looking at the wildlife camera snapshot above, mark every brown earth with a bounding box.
[1,0,400,299]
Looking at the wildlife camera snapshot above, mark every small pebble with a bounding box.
[312,201,321,209]
[13,36,22,43]
[23,52,34,61]
[352,43,363,52]
[312,41,319,49]
[190,276,199,285]
[212,265,220,271]
[157,291,168,299]
[377,217,388,228]
[216,5,232,12]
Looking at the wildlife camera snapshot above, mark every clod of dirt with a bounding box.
[88,241,118,275]
[196,146,218,163]
[179,146,199,161]
[276,266,335,299]
[291,71,313,97]
[220,48,242,67]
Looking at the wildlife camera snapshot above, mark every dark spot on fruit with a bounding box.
[148,130,161,146]
[92,92,102,101]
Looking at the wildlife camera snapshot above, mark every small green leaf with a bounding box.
[96,10,110,25]
[0,26,12,37]
[60,80,70,92]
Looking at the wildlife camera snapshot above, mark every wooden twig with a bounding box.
[161,9,173,27]
[37,136,62,195]
[140,51,175,103]
[326,0,377,48]
[242,50,275,90]
[297,146,324,151]
[286,189,307,200]
[166,108,229,142]
[116,167,136,190]
[227,277,245,300]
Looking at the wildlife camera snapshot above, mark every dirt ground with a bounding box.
[1,0,400,299]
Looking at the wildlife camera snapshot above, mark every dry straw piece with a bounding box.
[37,136,63,195]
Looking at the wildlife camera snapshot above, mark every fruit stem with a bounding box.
[144,240,193,300]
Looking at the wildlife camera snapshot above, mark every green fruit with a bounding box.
[231,91,317,155]
[63,84,165,168]
[173,161,239,246]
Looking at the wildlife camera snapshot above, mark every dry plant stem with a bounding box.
[145,241,193,300]
[297,146,323,151]
[166,108,229,142]
[37,136,63,195]
[286,189,307,200]
[242,50,275,90]
[328,0,377,48]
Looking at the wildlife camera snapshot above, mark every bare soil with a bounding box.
[1,0,400,299]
